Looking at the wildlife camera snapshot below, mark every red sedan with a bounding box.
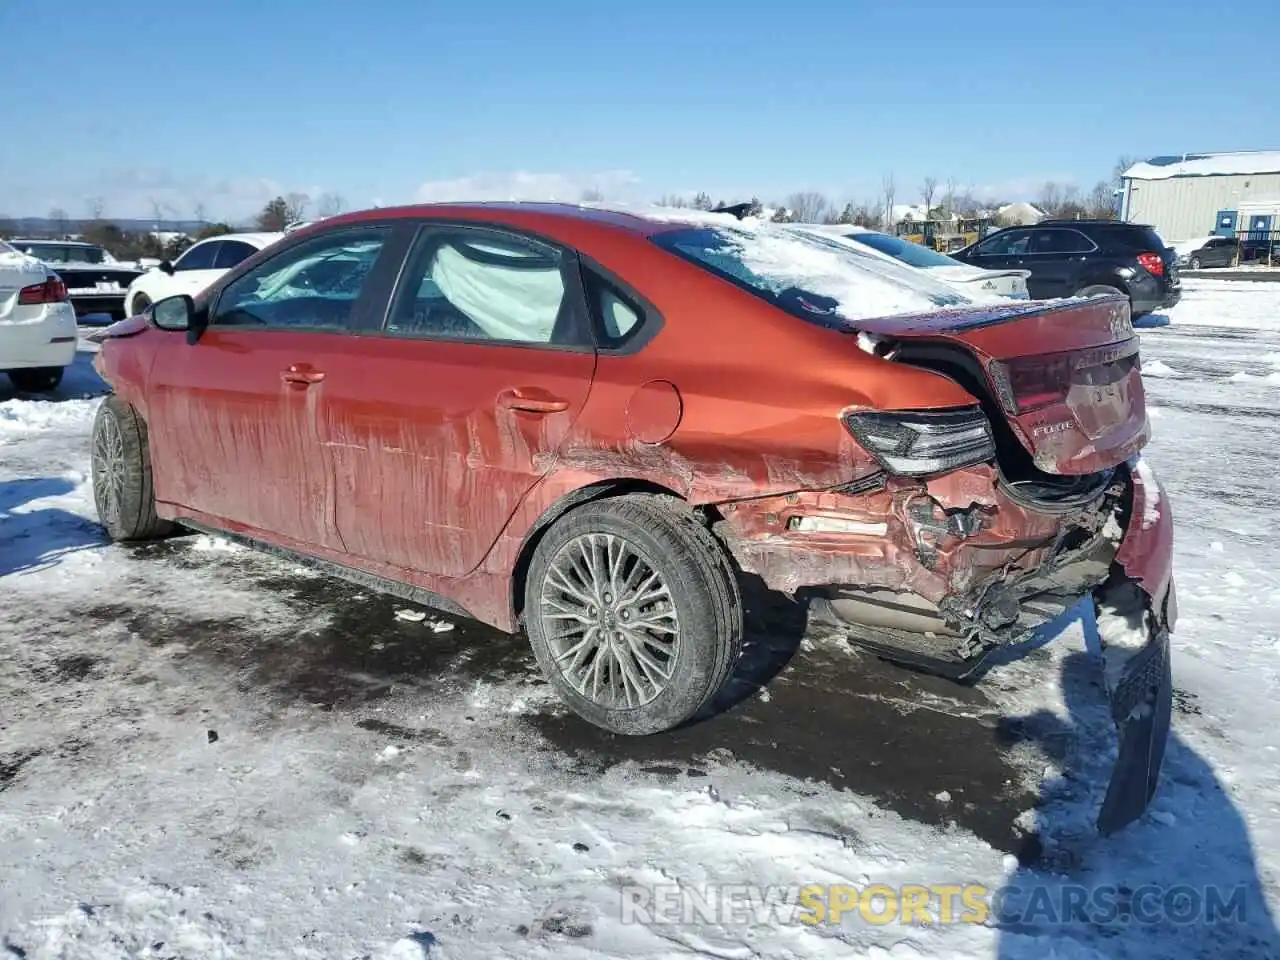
[91,203,1175,833]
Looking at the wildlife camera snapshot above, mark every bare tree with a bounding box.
[1113,155,1138,189]
[48,207,70,237]
[86,197,106,222]
[284,192,310,223]
[316,193,347,217]
[943,177,958,217]
[921,177,938,218]
[692,192,714,211]
[193,202,209,224]
[881,173,897,232]
[656,194,688,208]
[1086,181,1115,219]
[786,191,831,224]
[1037,182,1063,218]
[578,188,603,204]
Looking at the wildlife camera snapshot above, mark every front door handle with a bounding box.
[282,364,325,385]
[498,388,569,414]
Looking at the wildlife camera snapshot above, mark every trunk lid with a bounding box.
[854,295,1147,475]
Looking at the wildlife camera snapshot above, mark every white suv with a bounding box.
[0,241,78,392]
[123,232,283,317]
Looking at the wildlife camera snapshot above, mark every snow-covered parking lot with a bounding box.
[2,278,1280,960]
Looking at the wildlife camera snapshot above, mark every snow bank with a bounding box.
[1227,370,1280,385]
[1163,278,1280,331]
[1141,359,1181,378]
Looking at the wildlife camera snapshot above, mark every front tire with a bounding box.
[8,367,63,392]
[91,396,174,541]
[1189,257,1201,270]
[524,495,742,735]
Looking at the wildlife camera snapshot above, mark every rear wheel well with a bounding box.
[510,479,686,627]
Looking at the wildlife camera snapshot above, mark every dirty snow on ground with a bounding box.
[3,285,1280,958]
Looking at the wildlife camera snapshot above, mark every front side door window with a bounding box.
[148,227,392,550]
[214,229,388,331]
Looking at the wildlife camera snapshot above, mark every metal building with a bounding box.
[1120,151,1280,241]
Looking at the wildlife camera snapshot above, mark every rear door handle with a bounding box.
[282,364,325,385]
[498,388,569,414]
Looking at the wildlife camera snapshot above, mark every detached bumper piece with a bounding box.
[1095,590,1173,835]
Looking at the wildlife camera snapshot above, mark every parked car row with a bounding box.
[88,201,1175,834]
[949,219,1181,318]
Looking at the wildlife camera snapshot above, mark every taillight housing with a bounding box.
[988,355,1073,414]
[843,408,995,477]
[18,276,69,305]
[1135,251,1165,277]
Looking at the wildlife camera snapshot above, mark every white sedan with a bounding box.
[804,225,1031,299]
[0,241,78,392]
[123,232,283,317]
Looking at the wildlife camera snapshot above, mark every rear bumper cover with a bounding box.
[715,456,1174,834]
[0,304,79,369]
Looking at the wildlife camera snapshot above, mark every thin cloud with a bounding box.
[414,170,641,204]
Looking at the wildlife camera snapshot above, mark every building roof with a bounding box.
[1123,151,1280,181]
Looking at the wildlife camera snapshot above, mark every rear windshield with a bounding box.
[844,231,962,269]
[651,225,972,325]
[12,242,107,264]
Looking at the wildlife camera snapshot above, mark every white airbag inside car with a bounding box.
[430,243,564,343]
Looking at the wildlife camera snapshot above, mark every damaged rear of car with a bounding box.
[652,224,1174,834]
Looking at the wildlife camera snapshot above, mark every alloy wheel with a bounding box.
[92,412,126,526]
[539,532,681,708]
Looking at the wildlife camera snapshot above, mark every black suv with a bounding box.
[952,220,1180,317]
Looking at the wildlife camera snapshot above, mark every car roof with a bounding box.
[1036,219,1154,228]
[9,238,102,246]
[192,231,283,247]
[309,202,711,238]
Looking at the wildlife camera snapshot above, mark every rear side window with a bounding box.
[1097,225,1168,252]
[174,241,219,271]
[1029,229,1094,254]
[386,228,581,346]
[581,267,651,350]
[213,240,258,269]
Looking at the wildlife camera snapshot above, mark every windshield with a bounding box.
[844,231,963,269]
[14,242,108,264]
[652,225,972,325]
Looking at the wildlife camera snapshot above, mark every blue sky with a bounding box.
[3,0,1276,222]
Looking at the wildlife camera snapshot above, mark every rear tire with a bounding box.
[8,367,63,392]
[524,494,742,735]
[91,396,175,542]
[1189,257,1201,270]
[1074,284,1127,300]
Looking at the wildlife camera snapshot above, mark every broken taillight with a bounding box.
[988,355,1073,414]
[843,408,994,476]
